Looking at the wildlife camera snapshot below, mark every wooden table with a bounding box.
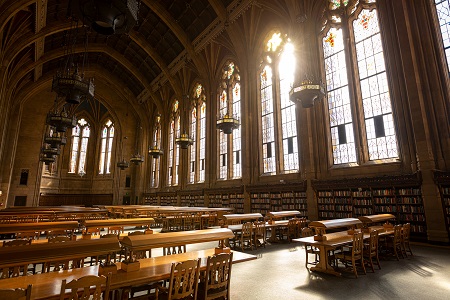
[293,227,394,276]
[0,221,80,237]
[222,213,263,225]
[0,249,257,300]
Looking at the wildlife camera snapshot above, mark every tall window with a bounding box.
[434,0,450,73]
[151,114,162,188]
[99,119,114,174]
[259,32,299,175]
[323,0,398,164]
[188,84,206,184]
[217,62,242,180]
[69,118,90,174]
[167,101,180,186]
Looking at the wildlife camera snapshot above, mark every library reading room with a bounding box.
[0,0,450,299]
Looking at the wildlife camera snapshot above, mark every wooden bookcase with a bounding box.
[143,193,158,205]
[158,192,177,206]
[178,190,204,207]
[205,187,244,213]
[248,182,307,216]
[312,173,427,240]
[433,171,450,239]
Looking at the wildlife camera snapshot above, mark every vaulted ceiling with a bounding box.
[0,0,253,110]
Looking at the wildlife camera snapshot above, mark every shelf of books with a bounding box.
[433,170,450,239]
[229,192,245,213]
[159,193,177,206]
[178,191,205,207]
[352,188,373,216]
[248,182,307,216]
[143,193,158,205]
[312,173,427,240]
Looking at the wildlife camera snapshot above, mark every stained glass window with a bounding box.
[151,114,161,188]
[354,9,398,160]
[189,107,197,183]
[189,83,206,184]
[217,61,242,180]
[322,0,398,164]
[323,28,357,164]
[69,118,90,174]
[167,100,179,186]
[99,119,114,174]
[260,32,299,175]
[435,0,450,73]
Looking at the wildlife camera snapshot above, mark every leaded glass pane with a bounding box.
[354,8,398,160]
[69,136,79,173]
[232,82,242,178]
[174,117,180,186]
[323,27,357,164]
[99,137,106,174]
[219,131,227,179]
[435,0,450,73]
[279,43,299,172]
[168,120,174,186]
[199,103,206,182]
[189,108,197,183]
[260,65,276,174]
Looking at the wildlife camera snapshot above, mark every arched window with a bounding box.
[69,118,90,174]
[434,0,450,73]
[260,32,299,175]
[322,0,398,164]
[99,119,114,174]
[151,114,162,188]
[217,62,242,180]
[189,83,206,184]
[167,100,180,186]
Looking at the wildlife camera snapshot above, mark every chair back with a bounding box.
[368,230,379,254]
[163,245,187,256]
[107,226,124,235]
[301,227,314,237]
[3,239,31,247]
[0,285,32,300]
[202,253,233,300]
[165,259,201,300]
[352,232,364,257]
[402,223,411,242]
[59,274,111,300]
[253,221,265,237]
[16,232,40,240]
[393,224,402,244]
[48,236,72,243]
[241,222,252,237]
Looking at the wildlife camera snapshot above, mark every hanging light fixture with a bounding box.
[51,20,94,105]
[69,0,141,35]
[130,153,144,165]
[148,145,163,159]
[216,64,240,134]
[175,95,194,149]
[289,77,325,108]
[117,136,129,170]
[46,98,77,132]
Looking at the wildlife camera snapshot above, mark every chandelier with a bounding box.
[130,153,144,165]
[216,113,240,134]
[148,145,163,159]
[46,98,77,132]
[289,77,325,108]
[69,0,141,35]
[176,132,194,150]
[117,159,129,170]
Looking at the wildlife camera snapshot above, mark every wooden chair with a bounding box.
[47,229,71,239]
[335,231,366,278]
[0,285,32,300]
[364,230,381,272]
[385,224,404,260]
[130,245,188,298]
[1,240,32,278]
[236,222,254,251]
[301,227,319,269]
[198,253,233,300]
[154,259,201,300]
[60,274,111,300]
[401,223,413,257]
[253,221,266,248]
[48,236,72,243]
[107,226,124,235]
[16,231,40,240]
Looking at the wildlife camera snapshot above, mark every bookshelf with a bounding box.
[248,183,307,216]
[229,192,245,213]
[312,173,427,240]
[143,193,158,205]
[158,192,177,206]
[433,171,450,239]
[178,190,204,207]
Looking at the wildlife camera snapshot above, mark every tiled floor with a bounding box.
[183,240,450,300]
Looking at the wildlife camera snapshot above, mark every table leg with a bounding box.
[310,245,341,276]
